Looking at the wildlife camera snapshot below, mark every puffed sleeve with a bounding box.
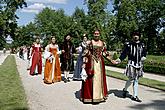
[119,42,129,61]
[102,41,112,61]
[44,45,51,59]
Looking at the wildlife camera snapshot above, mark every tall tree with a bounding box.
[71,7,86,45]
[85,0,108,39]
[113,0,165,54]
[0,0,27,48]
[35,8,72,46]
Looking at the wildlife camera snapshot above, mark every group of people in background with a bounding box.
[17,29,146,104]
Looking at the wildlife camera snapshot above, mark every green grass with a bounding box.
[146,55,165,62]
[0,55,28,110]
[106,70,165,91]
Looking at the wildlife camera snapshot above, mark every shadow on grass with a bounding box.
[128,99,165,110]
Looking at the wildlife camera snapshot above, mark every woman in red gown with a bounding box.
[81,30,112,104]
[29,37,42,75]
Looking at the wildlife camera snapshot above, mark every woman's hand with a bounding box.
[61,50,65,53]
[111,60,119,64]
[82,63,86,68]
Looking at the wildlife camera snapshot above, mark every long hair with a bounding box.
[49,36,57,44]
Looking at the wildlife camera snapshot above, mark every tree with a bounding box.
[113,0,165,54]
[71,7,87,45]
[113,0,138,42]
[0,0,27,48]
[84,0,108,39]
[35,8,72,46]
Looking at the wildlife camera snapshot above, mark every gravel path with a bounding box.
[0,50,9,65]
[15,55,165,110]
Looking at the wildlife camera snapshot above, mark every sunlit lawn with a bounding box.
[106,70,165,91]
[0,55,28,110]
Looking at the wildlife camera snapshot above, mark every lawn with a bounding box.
[0,55,28,110]
[106,70,165,91]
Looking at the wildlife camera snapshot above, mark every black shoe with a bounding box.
[131,96,142,102]
[67,78,70,82]
[64,79,67,83]
[123,88,128,98]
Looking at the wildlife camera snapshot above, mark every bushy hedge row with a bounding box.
[74,53,165,75]
[104,58,165,75]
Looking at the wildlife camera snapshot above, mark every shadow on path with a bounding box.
[75,90,81,101]
[108,89,132,99]
[128,99,165,110]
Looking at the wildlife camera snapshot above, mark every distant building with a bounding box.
[5,35,13,44]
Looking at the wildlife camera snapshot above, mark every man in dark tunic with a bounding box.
[113,31,147,102]
[61,33,76,83]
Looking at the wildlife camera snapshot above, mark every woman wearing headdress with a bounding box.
[73,34,88,81]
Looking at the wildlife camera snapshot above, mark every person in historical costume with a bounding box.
[29,37,42,75]
[61,33,76,83]
[73,34,88,81]
[113,31,146,102]
[23,46,28,60]
[26,46,31,70]
[80,30,112,104]
[19,46,23,59]
[44,36,62,84]
[3,47,6,55]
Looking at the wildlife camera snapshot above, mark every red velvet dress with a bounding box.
[29,44,42,75]
[81,41,108,103]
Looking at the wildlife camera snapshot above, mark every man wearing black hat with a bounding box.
[113,31,146,102]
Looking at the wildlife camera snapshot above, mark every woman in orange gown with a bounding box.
[44,36,61,84]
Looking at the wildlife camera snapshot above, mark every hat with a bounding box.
[131,30,141,37]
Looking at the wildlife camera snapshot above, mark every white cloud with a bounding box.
[21,3,46,13]
[21,3,55,14]
[26,0,68,4]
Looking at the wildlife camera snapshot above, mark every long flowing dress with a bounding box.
[73,42,87,80]
[81,40,108,103]
[44,44,61,84]
[29,44,42,75]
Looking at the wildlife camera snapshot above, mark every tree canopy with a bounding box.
[1,0,164,54]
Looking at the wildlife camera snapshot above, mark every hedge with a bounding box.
[104,58,165,75]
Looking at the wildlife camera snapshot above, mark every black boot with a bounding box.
[131,96,142,102]
[123,88,128,98]
[64,78,67,83]
[67,77,70,82]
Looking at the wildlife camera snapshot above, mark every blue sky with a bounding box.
[16,0,113,26]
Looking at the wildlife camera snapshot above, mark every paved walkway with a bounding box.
[105,66,165,82]
[14,55,165,110]
[0,50,9,65]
